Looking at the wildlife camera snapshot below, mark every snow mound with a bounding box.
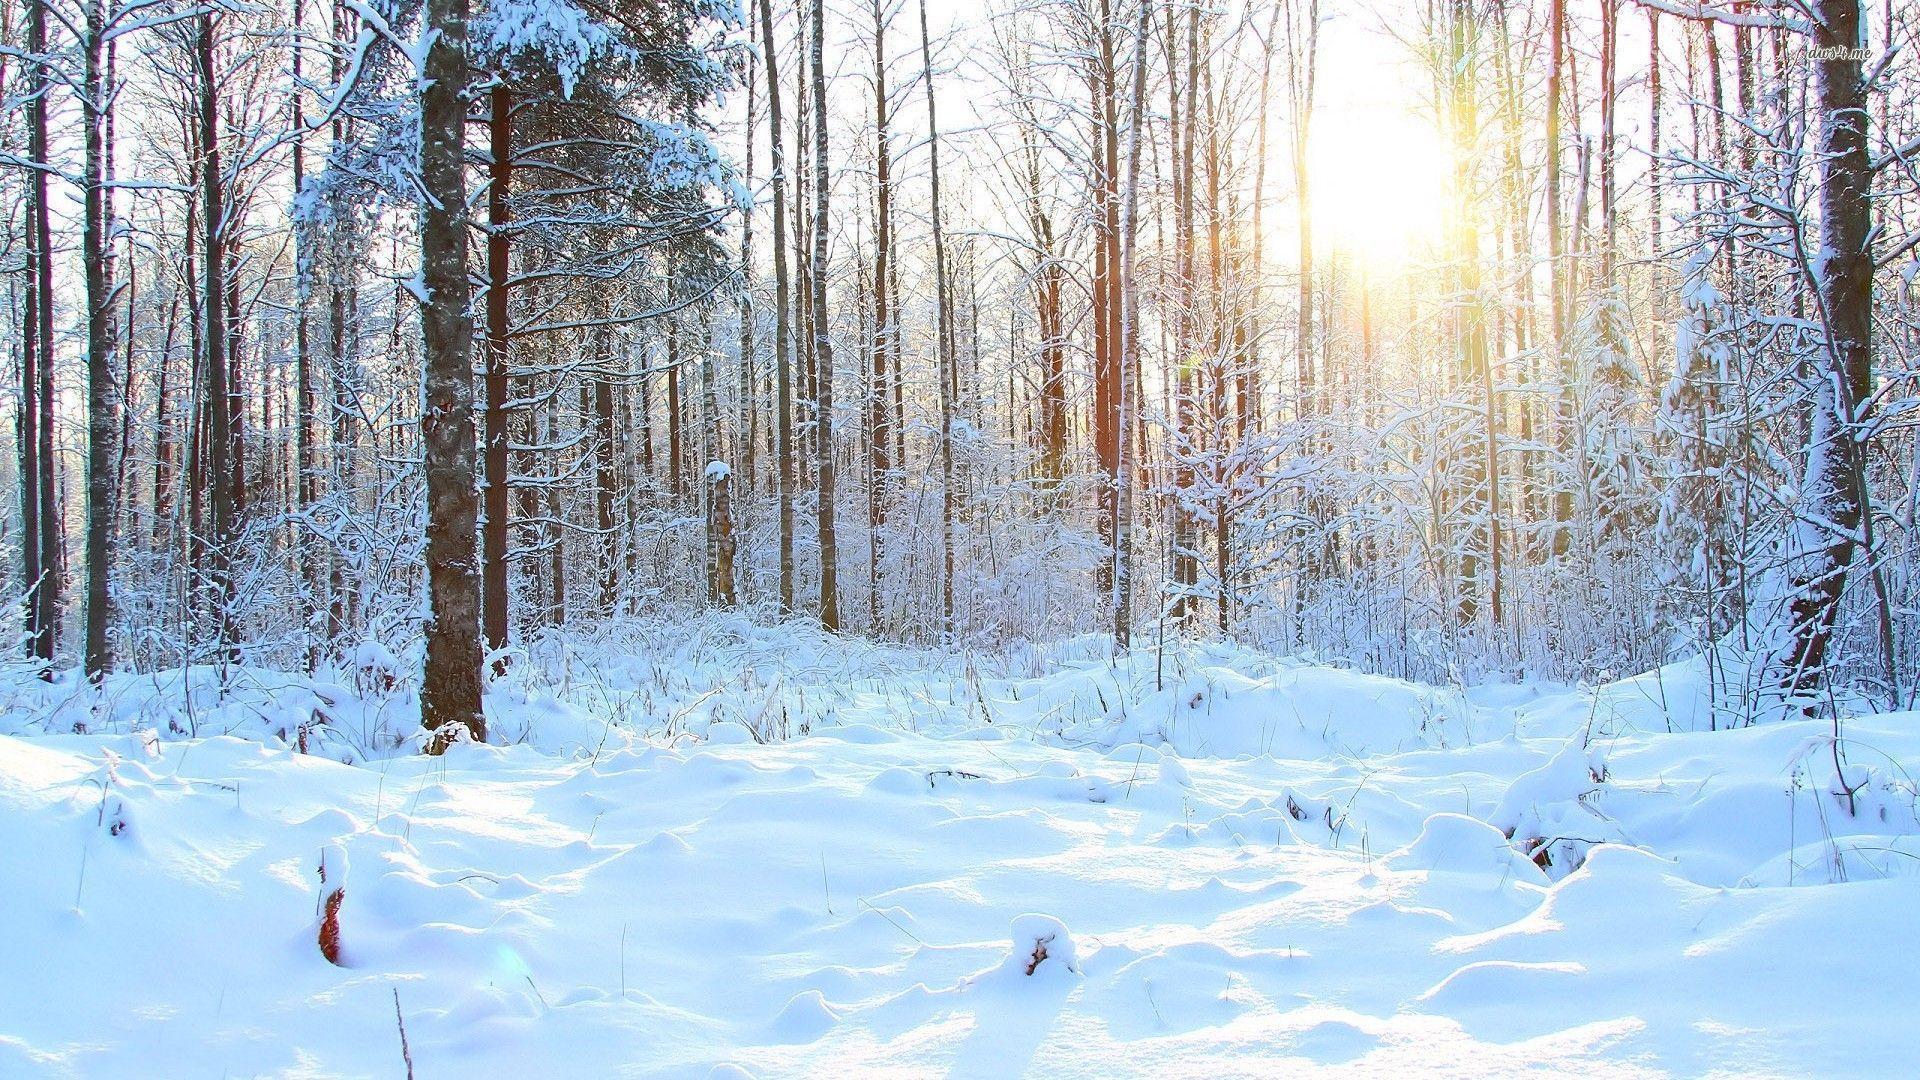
[991,913,1081,981]
[1042,662,1479,761]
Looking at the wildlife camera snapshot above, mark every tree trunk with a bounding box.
[292,0,319,669]
[1091,0,1121,601]
[199,13,238,666]
[1648,11,1662,261]
[1781,0,1872,695]
[418,0,486,746]
[812,0,840,631]
[700,301,735,608]
[1547,0,1571,553]
[595,347,619,616]
[709,465,737,607]
[482,83,512,660]
[325,0,356,647]
[83,0,118,679]
[920,0,956,640]
[667,321,684,502]
[738,57,757,502]
[1167,4,1198,626]
[24,0,60,674]
[759,0,795,614]
[1113,0,1149,651]
[1598,0,1618,281]
[868,0,892,630]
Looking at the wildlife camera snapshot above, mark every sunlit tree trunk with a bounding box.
[1781,0,1872,697]
[920,0,956,640]
[1113,0,1149,651]
[759,0,796,613]
[82,0,118,679]
[868,0,893,630]
[811,0,840,631]
[199,12,238,665]
[418,0,485,746]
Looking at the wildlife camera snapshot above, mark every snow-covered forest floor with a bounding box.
[1,618,1915,1077]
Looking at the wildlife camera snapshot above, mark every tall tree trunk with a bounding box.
[199,13,238,666]
[1091,0,1121,601]
[482,84,512,660]
[1289,0,1320,611]
[417,0,485,746]
[759,0,795,613]
[184,197,205,621]
[920,0,956,640]
[793,0,816,482]
[1547,0,1571,553]
[83,0,118,679]
[1200,33,1231,633]
[868,0,892,630]
[292,0,320,668]
[738,56,757,502]
[1444,0,1497,626]
[544,392,567,626]
[1166,4,1198,625]
[1781,0,1871,695]
[325,0,355,647]
[1598,0,1618,281]
[152,291,179,545]
[24,0,59,674]
[700,302,735,607]
[1243,0,1281,449]
[594,338,619,616]
[667,321,684,502]
[1648,11,1662,261]
[224,242,246,530]
[812,0,839,631]
[1113,0,1149,651]
[19,178,41,668]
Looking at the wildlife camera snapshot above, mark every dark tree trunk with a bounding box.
[759,0,795,614]
[24,0,60,674]
[83,0,118,679]
[482,84,513,659]
[417,0,485,746]
[811,0,840,631]
[1781,0,1872,695]
[199,13,238,665]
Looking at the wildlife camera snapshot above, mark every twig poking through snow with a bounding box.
[393,988,414,1080]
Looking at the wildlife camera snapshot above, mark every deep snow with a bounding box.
[0,623,1914,1077]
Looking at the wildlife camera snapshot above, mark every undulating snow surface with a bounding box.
[1,623,1914,1077]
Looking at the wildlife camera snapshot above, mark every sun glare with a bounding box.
[1304,105,1451,272]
